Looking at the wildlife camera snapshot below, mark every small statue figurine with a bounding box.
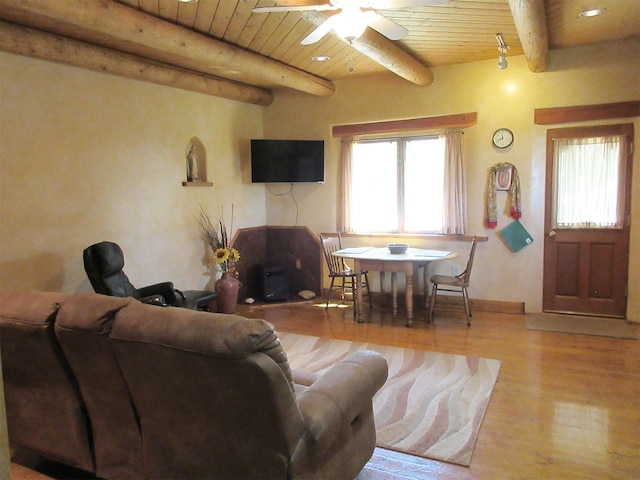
[187,144,200,181]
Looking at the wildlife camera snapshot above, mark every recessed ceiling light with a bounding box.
[312,55,331,62]
[579,8,605,17]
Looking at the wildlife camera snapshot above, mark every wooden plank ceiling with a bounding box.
[114,0,527,81]
[0,0,638,105]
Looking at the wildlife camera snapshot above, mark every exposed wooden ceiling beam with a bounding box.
[0,0,336,97]
[302,11,434,86]
[351,29,435,86]
[508,0,550,72]
[0,21,274,106]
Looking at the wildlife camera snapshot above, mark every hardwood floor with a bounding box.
[237,300,640,480]
[10,301,639,479]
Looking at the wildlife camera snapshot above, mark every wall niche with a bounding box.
[183,136,212,186]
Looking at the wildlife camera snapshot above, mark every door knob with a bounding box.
[548,230,556,237]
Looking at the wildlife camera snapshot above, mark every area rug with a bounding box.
[278,333,501,467]
[526,314,637,339]
[356,447,435,479]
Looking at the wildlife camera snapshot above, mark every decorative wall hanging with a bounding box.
[486,162,521,228]
[499,220,534,252]
[495,164,514,190]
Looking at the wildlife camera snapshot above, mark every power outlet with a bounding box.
[295,258,302,270]
[452,264,462,276]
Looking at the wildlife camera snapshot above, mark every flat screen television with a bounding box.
[251,139,324,183]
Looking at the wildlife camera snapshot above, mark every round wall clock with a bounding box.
[492,128,514,149]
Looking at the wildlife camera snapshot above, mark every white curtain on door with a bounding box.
[553,136,623,228]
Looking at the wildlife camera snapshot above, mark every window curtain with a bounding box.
[442,130,467,234]
[553,136,623,228]
[337,137,354,232]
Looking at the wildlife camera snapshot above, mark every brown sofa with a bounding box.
[0,291,388,479]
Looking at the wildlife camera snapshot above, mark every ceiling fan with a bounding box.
[253,0,448,45]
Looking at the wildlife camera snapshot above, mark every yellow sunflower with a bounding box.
[213,248,229,264]
[228,248,240,262]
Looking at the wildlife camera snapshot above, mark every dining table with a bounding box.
[332,247,458,327]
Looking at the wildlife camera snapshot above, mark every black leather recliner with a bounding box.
[83,241,217,310]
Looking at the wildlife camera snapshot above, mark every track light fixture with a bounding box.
[498,51,508,70]
[496,33,509,70]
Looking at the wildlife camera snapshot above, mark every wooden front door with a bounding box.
[543,124,633,317]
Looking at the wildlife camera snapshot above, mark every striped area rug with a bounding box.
[279,333,501,467]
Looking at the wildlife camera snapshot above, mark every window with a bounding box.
[349,136,447,233]
[552,135,626,228]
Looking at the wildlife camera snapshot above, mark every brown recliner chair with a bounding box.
[0,291,95,474]
[109,300,388,479]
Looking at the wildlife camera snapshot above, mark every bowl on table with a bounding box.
[387,243,409,254]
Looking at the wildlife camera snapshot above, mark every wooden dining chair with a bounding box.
[319,233,372,315]
[428,236,478,326]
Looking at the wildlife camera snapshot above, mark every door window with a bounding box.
[552,135,626,229]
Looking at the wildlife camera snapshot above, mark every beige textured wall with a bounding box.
[0,40,638,320]
[0,52,266,294]
[263,38,640,320]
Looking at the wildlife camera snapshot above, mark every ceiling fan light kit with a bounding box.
[332,6,375,43]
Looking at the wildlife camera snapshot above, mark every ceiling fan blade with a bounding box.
[253,4,335,14]
[366,0,448,8]
[367,12,408,40]
[301,16,338,45]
